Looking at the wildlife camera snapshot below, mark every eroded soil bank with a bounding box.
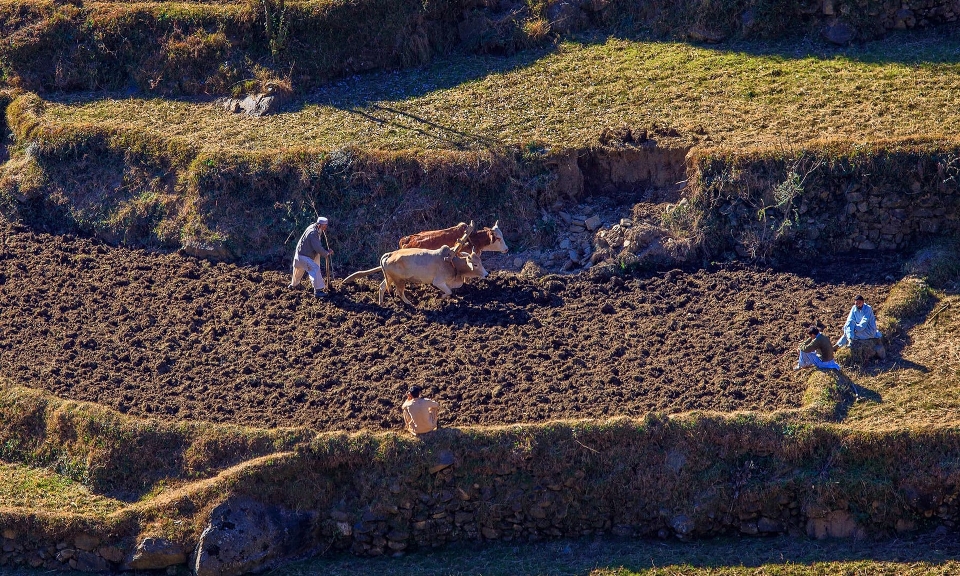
[0,221,897,431]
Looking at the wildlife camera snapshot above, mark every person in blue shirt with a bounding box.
[835,295,881,348]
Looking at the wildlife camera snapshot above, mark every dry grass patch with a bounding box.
[0,462,126,517]
[43,31,960,152]
[845,293,960,430]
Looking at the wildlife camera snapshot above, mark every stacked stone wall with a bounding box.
[690,142,960,259]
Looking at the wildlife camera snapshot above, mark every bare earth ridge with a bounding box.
[0,222,896,431]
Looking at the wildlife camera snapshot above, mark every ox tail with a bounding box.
[341,266,383,284]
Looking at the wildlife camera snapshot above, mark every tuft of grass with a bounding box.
[41,31,960,152]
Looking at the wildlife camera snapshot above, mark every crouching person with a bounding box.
[835,294,882,348]
[402,386,440,436]
[796,325,841,371]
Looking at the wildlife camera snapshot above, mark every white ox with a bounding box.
[342,246,488,306]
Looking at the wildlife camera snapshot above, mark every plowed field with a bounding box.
[0,221,897,431]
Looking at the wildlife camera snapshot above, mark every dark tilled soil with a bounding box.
[0,221,898,431]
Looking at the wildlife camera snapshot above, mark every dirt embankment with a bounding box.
[0,221,897,431]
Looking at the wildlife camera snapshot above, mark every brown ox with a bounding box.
[341,247,488,306]
[398,221,508,254]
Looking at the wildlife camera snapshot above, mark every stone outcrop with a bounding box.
[193,498,314,576]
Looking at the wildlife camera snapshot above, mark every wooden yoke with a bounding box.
[450,221,475,254]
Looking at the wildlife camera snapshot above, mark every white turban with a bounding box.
[316,217,328,225]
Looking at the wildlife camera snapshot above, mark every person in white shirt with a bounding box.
[402,386,440,436]
[290,217,333,298]
[835,295,881,348]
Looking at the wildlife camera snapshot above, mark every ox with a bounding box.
[341,246,488,306]
[398,221,508,254]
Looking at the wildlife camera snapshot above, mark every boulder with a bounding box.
[848,338,885,363]
[218,85,288,117]
[193,498,314,576]
[687,25,727,43]
[124,537,186,570]
[822,21,855,45]
[429,450,456,474]
[182,240,231,261]
[73,534,100,552]
[73,550,109,572]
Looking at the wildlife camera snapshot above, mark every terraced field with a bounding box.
[43,32,960,152]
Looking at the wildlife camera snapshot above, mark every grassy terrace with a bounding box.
[0,462,125,516]
[43,31,960,152]
[845,292,960,430]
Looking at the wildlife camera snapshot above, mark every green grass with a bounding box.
[43,31,960,152]
[274,532,960,576]
[0,461,125,516]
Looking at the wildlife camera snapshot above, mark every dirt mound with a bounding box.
[0,221,898,431]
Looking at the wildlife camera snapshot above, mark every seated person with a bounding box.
[402,386,440,436]
[796,325,841,371]
[835,295,881,348]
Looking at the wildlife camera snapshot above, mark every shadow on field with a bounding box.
[275,529,960,576]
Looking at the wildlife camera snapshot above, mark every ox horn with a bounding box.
[493,219,499,228]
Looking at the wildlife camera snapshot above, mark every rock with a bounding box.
[429,450,455,474]
[194,498,314,576]
[125,537,186,570]
[217,85,288,117]
[1,529,17,540]
[896,518,916,533]
[687,25,727,43]
[670,515,694,536]
[739,521,758,535]
[56,549,75,562]
[894,8,916,29]
[481,527,500,539]
[619,218,633,228]
[757,516,782,533]
[513,257,524,268]
[97,545,124,563]
[584,215,602,231]
[858,240,877,251]
[822,21,855,45]
[336,522,352,536]
[848,338,885,363]
[183,241,231,261]
[559,238,571,250]
[73,550,109,572]
[74,534,100,552]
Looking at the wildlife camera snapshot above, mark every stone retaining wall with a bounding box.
[688,141,960,259]
[3,415,957,573]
